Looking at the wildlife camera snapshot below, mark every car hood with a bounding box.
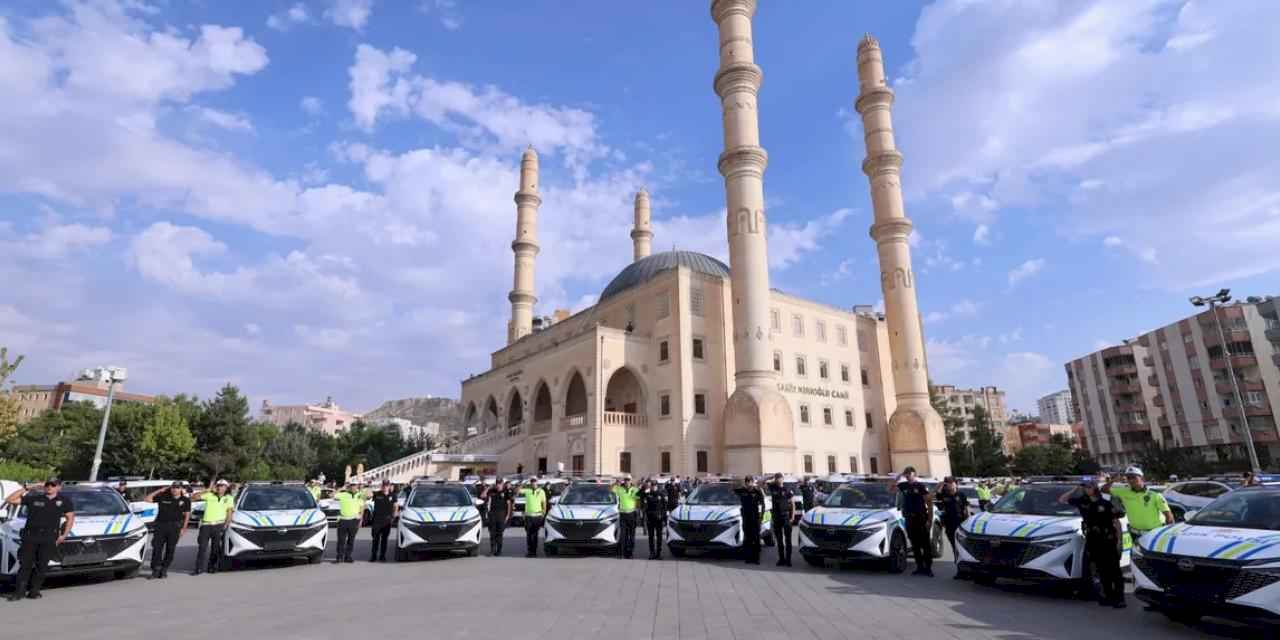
[549,505,618,521]
[670,505,741,522]
[1139,522,1280,560]
[400,506,480,524]
[233,509,324,528]
[963,512,1081,538]
[5,514,147,538]
[803,507,897,528]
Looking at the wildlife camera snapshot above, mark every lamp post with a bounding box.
[88,366,128,482]
[1190,289,1261,473]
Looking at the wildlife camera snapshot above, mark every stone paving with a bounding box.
[3,530,1247,639]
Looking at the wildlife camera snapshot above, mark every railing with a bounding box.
[357,449,435,484]
[1210,355,1258,369]
[530,419,552,435]
[508,422,524,437]
[561,414,586,430]
[603,411,647,427]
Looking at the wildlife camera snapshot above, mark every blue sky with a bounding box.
[3,0,1278,415]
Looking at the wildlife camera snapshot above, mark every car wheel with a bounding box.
[802,554,824,568]
[931,524,945,559]
[395,546,408,562]
[886,533,908,574]
[545,545,558,556]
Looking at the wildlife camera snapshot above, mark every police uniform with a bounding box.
[150,491,191,578]
[639,486,667,559]
[976,485,993,511]
[613,483,640,559]
[898,479,934,575]
[334,488,364,563]
[195,491,234,574]
[520,485,547,557]
[934,488,968,559]
[1069,493,1126,607]
[664,481,681,517]
[735,484,766,565]
[1108,485,1169,538]
[11,491,74,599]
[800,482,816,512]
[368,490,397,562]
[484,486,513,555]
[766,482,795,566]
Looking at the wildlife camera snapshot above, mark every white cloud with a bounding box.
[295,324,353,350]
[1,221,112,259]
[1103,235,1124,247]
[187,106,253,132]
[300,96,324,115]
[972,223,991,245]
[924,299,980,325]
[1007,258,1046,288]
[1101,235,1159,264]
[420,0,464,31]
[244,323,261,336]
[768,208,853,270]
[267,3,310,31]
[326,0,375,30]
[907,229,922,248]
[892,0,1280,287]
[998,327,1023,344]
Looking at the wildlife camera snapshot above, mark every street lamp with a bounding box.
[88,366,128,482]
[1189,289,1261,473]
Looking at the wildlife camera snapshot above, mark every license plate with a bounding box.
[263,541,296,551]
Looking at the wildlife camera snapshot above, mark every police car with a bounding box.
[667,481,773,558]
[222,482,327,569]
[798,480,942,572]
[956,480,1131,594]
[544,482,619,556]
[114,479,182,530]
[1133,486,1280,626]
[1,484,149,584]
[395,481,482,560]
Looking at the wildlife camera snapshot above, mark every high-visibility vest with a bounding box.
[336,491,364,519]
[201,494,235,524]
[521,488,547,515]
[613,486,639,513]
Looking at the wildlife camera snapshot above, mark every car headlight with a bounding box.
[229,523,254,532]
[124,529,148,543]
[857,520,889,531]
[603,515,619,524]
[1031,536,1074,549]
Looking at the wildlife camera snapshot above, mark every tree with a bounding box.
[967,404,1010,477]
[264,423,318,479]
[100,401,153,478]
[192,384,251,482]
[138,400,196,478]
[1137,441,1208,480]
[1,401,101,477]
[0,460,54,483]
[1012,444,1074,475]
[0,347,24,445]
[932,384,974,475]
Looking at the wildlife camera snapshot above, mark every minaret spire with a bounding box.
[631,188,653,262]
[711,0,795,475]
[507,146,541,344]
[855,35,950,477]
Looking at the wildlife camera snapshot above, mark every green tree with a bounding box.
[138,400,196,478]
[192,384,251,482]
[0,347,24,445]
[1,401,100,477]
[1012,443,1074,475]
[0,460,54,483]
[264,423,317,479]
[1137,441,1208,480]
[968,404,1010,477]
[99,401,153,478]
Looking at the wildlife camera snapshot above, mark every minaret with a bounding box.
[507,146,541,344]
[854,35,950,477]
[631,188,653,262]
[711,0,795,475]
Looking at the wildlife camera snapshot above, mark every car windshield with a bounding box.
[1190,490,1280,531]
[409,486,473,508]
[55,490,130,517]
[561,485,616,505]
[990,485,1078,517]
[825,484,895,509]
[464,484,482,498]
[238,486,316,511]
[686,484,740,506]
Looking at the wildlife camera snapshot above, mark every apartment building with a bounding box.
[930,384,1009,441]
[1037,390,1076,425]
[1066,296,1280,468]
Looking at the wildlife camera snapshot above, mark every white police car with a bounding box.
[798,480,942,572]
[1134,486,1280,626]
[667,481,773,558]
[544,482,619,555]
[395,482,481,560]
[956,481,1130,594]
[222,482,327,569]
[115,480,180,529]
[1,485,149,584]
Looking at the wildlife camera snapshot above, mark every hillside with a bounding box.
[363,396,464,436]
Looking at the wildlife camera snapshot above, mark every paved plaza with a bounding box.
[5,530,1247,640]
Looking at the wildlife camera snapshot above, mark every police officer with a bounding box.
[191,479,235,575]
[800,478,816,513]
[4,479,75,600]
[307,479,322,501]
[735,476,766,565]
[975,482,993,512]
[519,479,547,557]
[612,476,640,559]
[1102,467,1173,541]
[934,477,968,575]
[144,482,191,579]
[1061,477,1126,608]
[483,479,514,556]
[896,467,934,577]
[639,479,667,559]
[368,480,398,562]
[766,473,795,566]
[664,476,682,517]
[334,479,364,563]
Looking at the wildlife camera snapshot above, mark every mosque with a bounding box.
[455,1,949,480]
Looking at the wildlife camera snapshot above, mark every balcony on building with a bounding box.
[1210,354,1258,369]
[602,366,647,428]
[1147,374,1160,386]
[1265,318,1280,342]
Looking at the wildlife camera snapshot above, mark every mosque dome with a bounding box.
[599,250,730,301]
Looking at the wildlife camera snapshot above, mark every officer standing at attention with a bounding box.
[896,467,935,577]
[1060,477,1127,607]
[368,480,398,562]
[334,479,364,563]
[612,476,640,559]
[190,479,234,575]
[934,477,968,572]
[639,479,667,559]
[766,474,795,566]
[4,479,75,601]
[734,476,766,565]
[143,482,191,579]
[800,478,816,513]
[484,479,514,556]
[975,482,993,512]
[665,476,682,517]
[520,479,547,557]
[307,480,322,501]
[1102,467,1172,540]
